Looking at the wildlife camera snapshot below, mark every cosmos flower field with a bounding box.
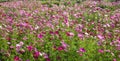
[0,0,120,61]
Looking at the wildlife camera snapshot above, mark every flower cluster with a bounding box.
[0,0,120,61]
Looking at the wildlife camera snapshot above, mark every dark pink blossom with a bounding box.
[64,19,69,27]
[49,31,54,35]
[14,56,20,61]
[57,46,64,51]
[98,49,104,53]
[45,58,50,61]
[66,32,74,37]
[55,31,59,35]
[27,46,33,51]
[33,51,40,59]
[61,41,68,49]
[79,48,86,52]
[38,33,43,38]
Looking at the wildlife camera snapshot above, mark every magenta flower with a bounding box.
[49,31,54,35]
[27,46,33,51]
[97,34,104,40]
[57,46,64,51]
[110,15,116,20]
[53,45,57,50]
[19,10,25,16]
[113,58,117,61]
[110,23,115,28]
[61,41,68,49]
[78,33,84,39]
[14,56,20,61]
[33,51,40,59]
[6,37,11,41]
[49,31,59,35]
[55,31,59,35]
[75,24,84,32]
[10,46,14,49]
[38,33,43,38]
[45,58,50,61]
[64,19,69,27]
[79,48,86,52]
[21,22,29,27]
[7,17,13,23]
[26,59,30,61]
[66,32,74,37]
[98,49,104,53]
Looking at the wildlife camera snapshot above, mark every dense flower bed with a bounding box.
[0,1,120,61]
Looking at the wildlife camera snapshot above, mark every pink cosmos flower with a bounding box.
[19,41,24,46]
[49,31,59,35]
[61,41,68,49]
[23,36,28,40]
[21,22,29,27]
[55,31,59,35]
[16,41,24,52]
[10,46,14,49]
[33,51,40,59]
[98,49,104,53]
[7,17,13,23]
[78,33,84,39]
[97,34,105,41]
[27,46,33,51]
[14,56,20,61]
[49,31,54,35]
[66,32,74,37]
[113,58,117,61]
[16,44,21,52]
[57,46,64,51]
[38,33,43,38]
[19,10,25,16]
[64,19,69,27]
[78,48,86,52]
